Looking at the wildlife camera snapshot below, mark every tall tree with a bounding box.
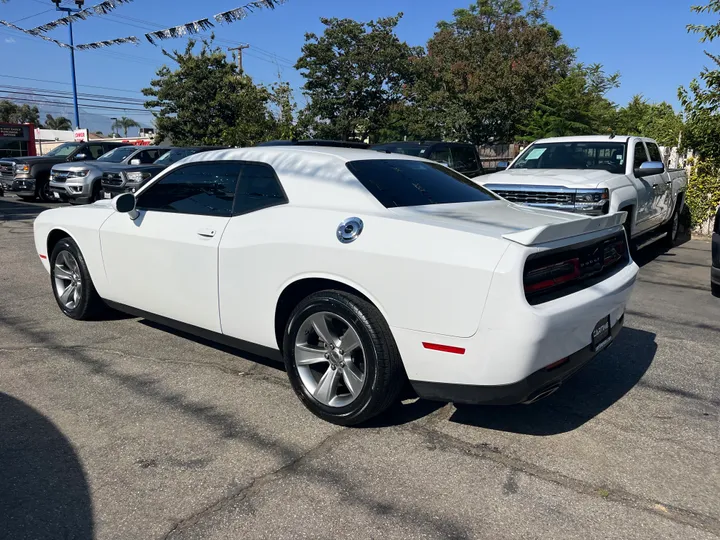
[296,14,422,142]
[111,116,141,137]
[0,100,40,125]
[410,0,574,144]
[520,64,619,140]
[270,81,298,140]
[615,96,683,147]
[44,114,73,131]
[143,38,275,147]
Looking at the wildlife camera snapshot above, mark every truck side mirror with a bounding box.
[73,153,87,161]
[634,161,664,178]
[129,159,141,165]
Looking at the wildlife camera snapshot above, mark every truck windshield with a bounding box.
[45,143,82,157]
[511,142,626,174]
[97,146,137,163]
[347,159,498,208]
[153,148,195,165]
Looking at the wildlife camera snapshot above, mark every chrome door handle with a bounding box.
[197,228,216,238]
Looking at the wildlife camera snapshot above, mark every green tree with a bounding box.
[270,81,298,140]
[615,96,683,147]
[143,39,275,147]
[44,114,73,131]
[111,116,141,137]
[0,100,40,125]
[520,64,619,140]
[410,0,574,144]
[296,14,422,142]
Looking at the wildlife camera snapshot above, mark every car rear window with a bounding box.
[346,159,498,208]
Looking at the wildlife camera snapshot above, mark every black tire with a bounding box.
[89,181,102,203]
[712,282,720,298]
[49,238,106,320]
[664,202,681,248]
[37,176,54,203]
[623,219,636,257]
[283,290,405,426]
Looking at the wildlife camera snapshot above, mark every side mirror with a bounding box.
[496,161,509,171]
[634,161,664,178]
[129,159,141,165]
[73,153,87,161]
[113,192,138,219]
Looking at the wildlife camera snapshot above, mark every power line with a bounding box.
[0,88,152,108]
[0,74,144,95]
[0,83,147,103]
[2,95,153,113]
[12,9,55,23]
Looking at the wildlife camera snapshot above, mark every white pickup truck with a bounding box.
[481,135,687,248]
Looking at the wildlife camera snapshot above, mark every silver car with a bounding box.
[49,146,169,204]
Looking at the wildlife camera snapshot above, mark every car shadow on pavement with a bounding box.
[0,198,53,221]
[448,327,657,436]
[0,392,94,540]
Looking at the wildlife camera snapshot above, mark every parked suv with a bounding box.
[49,146,169,204]
[101,146,226,198]
[0,141,129,202]
[370,141,485,178]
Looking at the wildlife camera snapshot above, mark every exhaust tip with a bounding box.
[523,384,561,405]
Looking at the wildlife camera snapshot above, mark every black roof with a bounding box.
[256,139,370,149]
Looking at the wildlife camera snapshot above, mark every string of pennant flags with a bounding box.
[1,0,287,51]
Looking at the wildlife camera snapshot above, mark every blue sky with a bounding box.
[0,0,716,130]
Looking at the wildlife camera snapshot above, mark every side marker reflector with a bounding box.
[422,342,465,355]
[39,254,47,260]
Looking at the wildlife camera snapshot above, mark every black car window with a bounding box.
[87,145,105,159]
[136,162,241,217]
[233,163,287,215]
[136,150,161,164]
[428,146,451,167]
[633,142,649,169]
[347,159,498,208]
[97,146,137,163]
[450,145,479,173]
[646,142,663,163]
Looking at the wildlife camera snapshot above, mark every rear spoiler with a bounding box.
[502,211,627,246]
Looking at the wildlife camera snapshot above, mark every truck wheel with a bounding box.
[89,181,102,203]
[283,290,404,426]
[712,282,720,298]
[37,178,54,203]
[50,238,106,320]
[664,205,681,247]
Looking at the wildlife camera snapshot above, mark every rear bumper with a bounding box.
[411,315,624,405]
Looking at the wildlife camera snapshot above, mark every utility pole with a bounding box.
[51,0,84,129]
[229,45,249,74]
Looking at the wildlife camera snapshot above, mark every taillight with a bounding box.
[524,258,580,293]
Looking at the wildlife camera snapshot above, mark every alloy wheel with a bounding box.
[54,250,82,310]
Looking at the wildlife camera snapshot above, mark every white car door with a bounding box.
[645,141,673,224]
[628,141,657,234]
[100,161,242,332]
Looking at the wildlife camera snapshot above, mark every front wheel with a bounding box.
[283,290,405,426]
[37,178,54,203]
[50,238,106,320]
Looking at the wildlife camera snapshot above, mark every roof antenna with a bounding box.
[609,131,616,139]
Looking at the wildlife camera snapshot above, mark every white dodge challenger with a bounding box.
[33,146,639,425]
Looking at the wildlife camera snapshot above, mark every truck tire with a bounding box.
[89,181,102,203]
[712,282,720,298]
[283,290,404,426]
[664,201,681,248]
[37,176,54,203]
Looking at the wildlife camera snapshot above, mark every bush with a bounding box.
[685,156,720,231]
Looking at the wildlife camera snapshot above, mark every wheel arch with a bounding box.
[274,275,388,353]
[618,203,636,237]
[46,227,79,260]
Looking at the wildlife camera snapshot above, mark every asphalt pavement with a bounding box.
[1,196,718,540]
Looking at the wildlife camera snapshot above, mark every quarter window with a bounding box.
[633,142,649,169]
[136,162,241,217]
[233,163,287,215]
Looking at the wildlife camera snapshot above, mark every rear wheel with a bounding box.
[664,202,681,247]
[283,290,404,425]
[50,238,105,320]
[712,282,720,298]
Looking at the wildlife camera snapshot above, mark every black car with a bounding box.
[370,141,485,178]
[100,146,227,198]
[256,139,370,149]
[712,205,720,297]
[0,141,130,202]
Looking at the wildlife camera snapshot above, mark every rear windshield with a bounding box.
[511,142,627,174]
[346,159,498,208]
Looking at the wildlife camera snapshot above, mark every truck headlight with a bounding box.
[14,163,30,174]
[125,172,151,184]
[574,188,609,214]
[66,170,89,178]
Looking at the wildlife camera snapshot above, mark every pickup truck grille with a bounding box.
[102,172,123,187]
[490,188,575,205]
[0,162,14,179]
[51,171,69,183]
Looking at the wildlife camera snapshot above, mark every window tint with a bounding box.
[347,159,498,208]
[233,163,287,215]
[646,142,662,163]
[450,146,479,173]
[137,149,162,164]
[136,162,240,217]
[86,145,105,159]
[428,146,451,166]
[633,142,648,168]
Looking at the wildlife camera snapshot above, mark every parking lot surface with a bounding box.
[1,197,718,540]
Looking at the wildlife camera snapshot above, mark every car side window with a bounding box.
[450,146,479,173]
[136,162,241,217]
[233,163,287,215]
[137,150,159,164]
[646,142,663,163]
[87,145,105,159]
[633,142,649,169]
[428,146,452,167]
